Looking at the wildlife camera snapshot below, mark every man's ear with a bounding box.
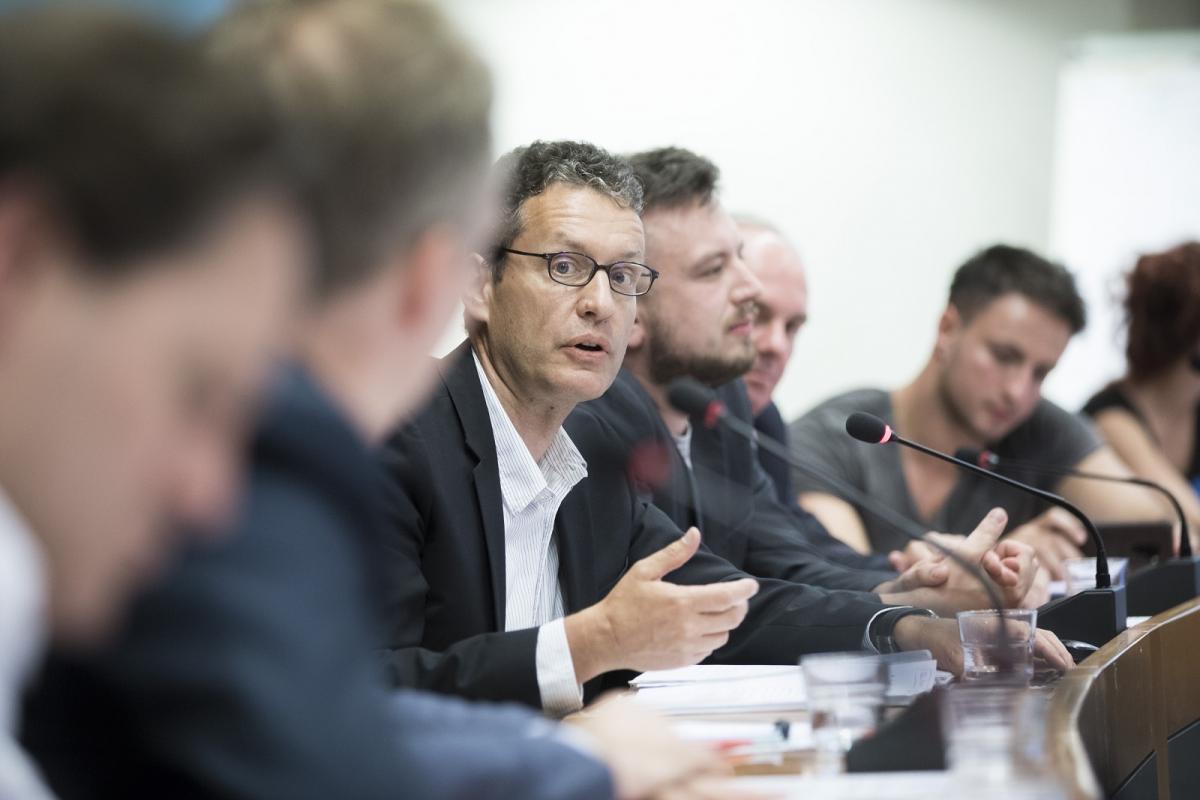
[626,309,646,351]
[0,187,44,291]
[0,187,58,328]
[389,225,463,342]
[934,304,963,362]
[462,252,493,328]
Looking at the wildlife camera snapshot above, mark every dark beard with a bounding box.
[645,327,755,388]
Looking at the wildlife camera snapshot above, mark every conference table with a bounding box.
[646,596,1200,799]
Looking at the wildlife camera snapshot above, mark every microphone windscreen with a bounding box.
[667,378,717,418]
[845,412,891,444]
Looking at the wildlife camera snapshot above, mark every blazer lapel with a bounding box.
[441,343,508,630]
[553,489,595,614]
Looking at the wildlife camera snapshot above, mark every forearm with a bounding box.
[380,630,543,708]
[563,605,617,684]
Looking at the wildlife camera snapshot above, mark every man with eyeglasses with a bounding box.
[376,139,980,714]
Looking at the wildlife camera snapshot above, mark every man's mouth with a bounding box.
[565,334,610,354]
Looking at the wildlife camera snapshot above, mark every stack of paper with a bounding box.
[630,656,941,715]
[630,665,806,714]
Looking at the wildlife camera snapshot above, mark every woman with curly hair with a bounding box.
[1084,242,1200,551]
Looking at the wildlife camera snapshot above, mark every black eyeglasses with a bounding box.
[500,248,660,297]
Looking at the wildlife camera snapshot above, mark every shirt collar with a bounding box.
[0,485,47,734]
[473,350,587,514]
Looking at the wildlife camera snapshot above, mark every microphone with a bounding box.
[845,411,1126,647]
[666,379,1016,659]
[668,378,1019,773]
[954,447,1190,557]
[847,413,1111,586]
[957,447,1200,616]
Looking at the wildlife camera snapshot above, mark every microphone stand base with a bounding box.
[1038,585,1127,651]
[1127,557,1200,617]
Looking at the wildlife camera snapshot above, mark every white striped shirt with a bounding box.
[0,486,56,800]
[474,354,589,715]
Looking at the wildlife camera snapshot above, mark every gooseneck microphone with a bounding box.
[666,379,1014,651]
[954,447,1191,558]
[957,447,1200,615]
[845,412,1111,587]
[669,379,1030,772]
[845,411,1126,647]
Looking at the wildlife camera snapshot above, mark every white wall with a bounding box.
[1046,32,1200,409]
[437,0,1198,420]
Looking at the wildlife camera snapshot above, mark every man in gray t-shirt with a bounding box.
[790,389,1100,555]
[788,245,1170,578]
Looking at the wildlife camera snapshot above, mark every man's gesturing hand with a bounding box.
[565,528,759,683]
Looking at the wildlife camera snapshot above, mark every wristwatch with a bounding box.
[869,607,937,654]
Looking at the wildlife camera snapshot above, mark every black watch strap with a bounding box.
[869,607,936,654]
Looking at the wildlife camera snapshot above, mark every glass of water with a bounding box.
[800,652,885,773]
[956,608,1037,685]
[941,685,1065,796]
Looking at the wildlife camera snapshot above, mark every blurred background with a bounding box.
[19,0,1200,418]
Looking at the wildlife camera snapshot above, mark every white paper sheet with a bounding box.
[630,664,800,688]
[631,666,806,714]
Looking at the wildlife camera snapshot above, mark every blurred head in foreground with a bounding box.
[210,0,493,439]
[0,6,307,645]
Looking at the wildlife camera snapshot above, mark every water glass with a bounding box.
[957,608,1037,685]
[941,685,1065,796]
[801,652,885,773]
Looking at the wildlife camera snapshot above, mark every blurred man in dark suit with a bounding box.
[0,7,305,796]
[22,4,726,800]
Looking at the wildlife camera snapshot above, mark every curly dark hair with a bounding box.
[1125,241,1200,380]
[948,244,1086,334]
[490,140,643,279]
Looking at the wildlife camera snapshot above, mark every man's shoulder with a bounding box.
[794,388,889,428]
[253,367,377,520]
[1014,397,1092,436]
[998,397,1100,462]
[579,369,663,444]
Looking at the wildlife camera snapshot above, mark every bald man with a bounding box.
[739,220,809,493]
[736,220,894,571]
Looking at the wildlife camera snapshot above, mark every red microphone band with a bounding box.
[879,424,894,444]
[704,400,724,430]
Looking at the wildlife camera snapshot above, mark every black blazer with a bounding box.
[22,366,612,800]
[580,370,896,589]
[378,344,891,708]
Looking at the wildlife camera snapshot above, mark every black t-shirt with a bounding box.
[1082,383,1200,485]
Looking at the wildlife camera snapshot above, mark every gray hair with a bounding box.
[490,140,643,279]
